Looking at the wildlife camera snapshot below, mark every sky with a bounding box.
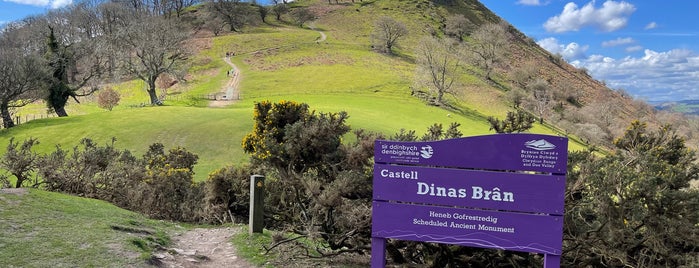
[1,0,696,102]
[479,0,699,102]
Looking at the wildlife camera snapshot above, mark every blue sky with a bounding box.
[1,0,696,101]
[480,0,699,102]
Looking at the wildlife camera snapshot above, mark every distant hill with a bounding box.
[654,100,699,115]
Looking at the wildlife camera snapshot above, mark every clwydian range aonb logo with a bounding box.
[524,139,556,151]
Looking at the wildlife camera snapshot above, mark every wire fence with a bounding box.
[0,113,59,129]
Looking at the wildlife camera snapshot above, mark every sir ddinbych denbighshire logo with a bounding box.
[420,145,434,158]
[524,139,556,151]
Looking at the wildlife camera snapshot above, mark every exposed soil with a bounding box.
[208,57,241,108]
[153,227,254,268]
[0,188,28,195]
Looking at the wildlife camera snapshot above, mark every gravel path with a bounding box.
[154,227,254,268]
[208,57,241,108]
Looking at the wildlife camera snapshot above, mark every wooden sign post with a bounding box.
[249,175,265,234]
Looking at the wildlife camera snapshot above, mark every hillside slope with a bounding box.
[0,188,177,267]
[2,0,674,181]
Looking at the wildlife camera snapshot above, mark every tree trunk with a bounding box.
[15,176,25,188]
[54,106,69,117]
[147,77,162,105]
[0,102,15,128]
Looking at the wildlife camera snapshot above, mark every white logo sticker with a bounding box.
[420,145,434,159]
[524,139,556,151]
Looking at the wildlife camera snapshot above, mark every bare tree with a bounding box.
[527,78,551,123]
[507,87,526,109]
[271,1,289,21]
[207,0,258,32]
[0,25,48,128]
[96,2,133,79]
[202,13,228,36]
[371,16,408,54]
[414,36,463,105]
[118,13,189,105]
[290,7,314,27]
[509,61,538,88]
[467,22,508,80]
[444,14,472,41]
[165,0,198,18]
[256,4,268,24]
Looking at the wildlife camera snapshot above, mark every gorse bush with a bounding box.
[242,100,381,255]
[564,121,699,267]
[39,138,140,201]
[3,137,252,223]
[203,165,257,224]
[36,139,203,221]
[0,137,40,188]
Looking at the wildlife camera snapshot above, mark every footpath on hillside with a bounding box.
[167,28,329,267]
[206,27,326,108]
[207,57,241,108]
[153,227,254,268]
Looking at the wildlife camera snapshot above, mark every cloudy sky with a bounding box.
[480,0,699,102]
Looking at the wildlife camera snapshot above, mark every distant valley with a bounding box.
[654,100,699,115]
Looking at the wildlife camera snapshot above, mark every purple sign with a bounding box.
[372,202,563,255]
[375,134,568,174]
[373,163,565,215]
[371,134,567,268]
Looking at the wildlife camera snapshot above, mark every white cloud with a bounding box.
[576,49,699,101]
[517,0,545,6]
[601,37,634,47]
[537,36,699,101]
[50,0,71,9]
[644,22,657,30]
[543,1,636,33]
[537,37,589,60]
[4,0,49,6]
[3,0,71,8]
[625,45,643,52]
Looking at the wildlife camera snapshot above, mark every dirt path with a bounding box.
[207,27,326,108]
[153,227,254,268]
[208,57,241,108]
[309,23,327,43]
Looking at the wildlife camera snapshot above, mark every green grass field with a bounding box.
[1,106,253,181]
[1,2,585,181]
[0,189,179,267]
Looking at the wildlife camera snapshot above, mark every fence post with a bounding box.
[249,175,265,234]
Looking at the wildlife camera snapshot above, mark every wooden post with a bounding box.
[249,175,265,234]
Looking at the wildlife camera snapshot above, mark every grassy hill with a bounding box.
[0,188,178,267]
[1,0,598,182]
